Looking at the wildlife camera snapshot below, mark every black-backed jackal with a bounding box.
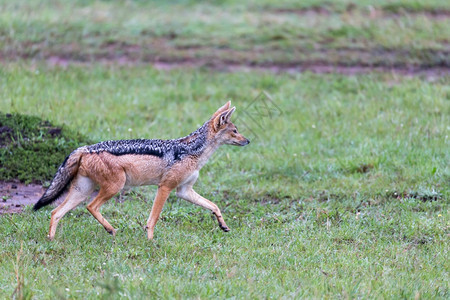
[34,102,249,240]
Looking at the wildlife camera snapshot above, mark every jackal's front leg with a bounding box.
[146,186,172,240]
[176,186,230,232]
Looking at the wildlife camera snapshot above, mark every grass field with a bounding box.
[0,0,449,299]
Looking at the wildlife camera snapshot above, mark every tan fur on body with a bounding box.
[36,102,249,240]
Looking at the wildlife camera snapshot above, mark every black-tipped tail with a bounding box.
[33,150,82,211]
[33,181,69,211]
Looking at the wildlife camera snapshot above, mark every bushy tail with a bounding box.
[33,150,83,211]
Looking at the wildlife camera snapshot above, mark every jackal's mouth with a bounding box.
[232,139,250,146]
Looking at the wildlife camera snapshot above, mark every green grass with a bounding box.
[1,198,448,298]
[0,65,448,298]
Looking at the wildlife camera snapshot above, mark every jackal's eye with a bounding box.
[233,129,238,134]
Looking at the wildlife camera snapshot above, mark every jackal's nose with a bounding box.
[243,139,250,145]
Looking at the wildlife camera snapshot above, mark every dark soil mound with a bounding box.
[0,113,92,183]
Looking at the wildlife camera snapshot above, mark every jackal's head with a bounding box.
[210,101,250,146]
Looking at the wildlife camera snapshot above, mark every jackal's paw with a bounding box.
[146,228,154,240]
[220,225,231,232]
[106,228,116,236]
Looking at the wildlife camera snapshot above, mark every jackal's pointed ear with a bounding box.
[212,101,231,119]
[213,106,235,131]
[224,106,236,122]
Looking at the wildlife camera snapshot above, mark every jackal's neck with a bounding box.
[196,139,221,169]
[175,121,210,155]
[176,120,220,168]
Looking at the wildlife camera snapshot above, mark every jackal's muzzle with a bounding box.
[235,138,250,146]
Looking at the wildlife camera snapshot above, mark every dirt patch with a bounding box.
[2,38,449,77]
[272,6,332,16]
[20,54,450,78]
[0,180,96,214]
[0,180,120,214]
[40,60,447,79]
[130,60,450,80]
[271,6,450,19]
[0,181,48,213]
[381,5,450,19]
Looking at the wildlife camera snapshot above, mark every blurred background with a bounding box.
[1,0,448,74]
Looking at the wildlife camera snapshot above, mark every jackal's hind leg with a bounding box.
[48,176,95,240]
[176,186,230,232]
[86,190,116,235]
[87,177,125,236]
